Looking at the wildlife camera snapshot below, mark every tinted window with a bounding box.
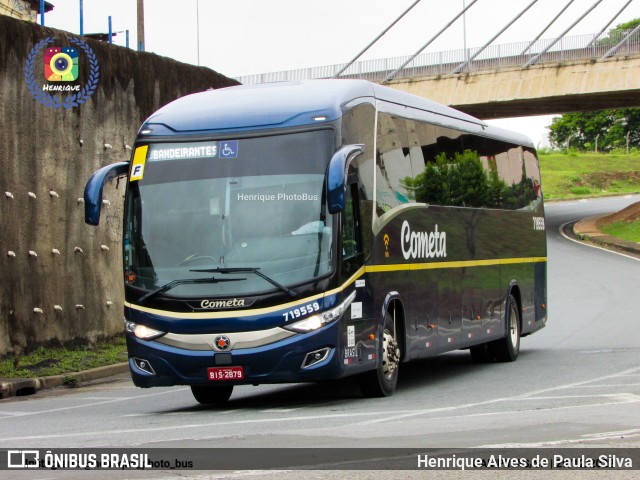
[376,113,541,211]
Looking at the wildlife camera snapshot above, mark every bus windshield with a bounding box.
[124,129,335,298]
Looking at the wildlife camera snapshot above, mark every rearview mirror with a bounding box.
[84,161,129,225]
[327,145,364,214]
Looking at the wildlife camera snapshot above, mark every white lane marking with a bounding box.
[433,395,640,421]
[68,396,132,401]
[1,391,638,444]
[2,368,639,444]
[353,393,640,428]
[355,367,640,427]
[515,366,640,399]
[479,432,640,448]
[569,384,640,388]
[559,221,640,262]
[0,412,383,443]
[0,387,189,420]
[585,428,640,438]
[509,393,640,401]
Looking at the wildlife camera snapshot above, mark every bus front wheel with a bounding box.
[191,385,233,405]
[359,311,400,397]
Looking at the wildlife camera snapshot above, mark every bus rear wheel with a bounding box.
[360,311,400,397]
[490,294,520,362]
[191,385,233,405]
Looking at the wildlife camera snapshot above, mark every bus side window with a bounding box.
[342,183,360,260]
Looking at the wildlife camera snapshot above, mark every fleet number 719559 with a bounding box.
[282,302,321,321]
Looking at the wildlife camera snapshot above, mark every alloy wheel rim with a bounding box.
[509,303,519,347]
[382,329,400,379]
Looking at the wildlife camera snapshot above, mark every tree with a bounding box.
[595,18,640,46]
[548,18,640,152]
[548,109,640,152]
[403,150,536,210]
[406,150,490,208]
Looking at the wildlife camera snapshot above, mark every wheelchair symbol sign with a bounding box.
[220,140,238,158]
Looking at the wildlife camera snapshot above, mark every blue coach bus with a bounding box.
[85,80,547,404]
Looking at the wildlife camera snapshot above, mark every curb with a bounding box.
[573,215,640,256]
[0,362,129,399]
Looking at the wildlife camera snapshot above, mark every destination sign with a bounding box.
[148,142,218,161]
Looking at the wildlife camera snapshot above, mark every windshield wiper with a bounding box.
[138,276,245,304]
[190,267,297,297]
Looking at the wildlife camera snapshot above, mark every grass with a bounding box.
[600,220,640,243]
[0,336,127,379]
[538,151,640,200]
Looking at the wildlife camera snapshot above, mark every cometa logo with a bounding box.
[400,220,447,260]
[201,298,245,309]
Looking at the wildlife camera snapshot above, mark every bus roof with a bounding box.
[141,80,534,147]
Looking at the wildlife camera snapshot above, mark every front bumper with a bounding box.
[126,322,347,387]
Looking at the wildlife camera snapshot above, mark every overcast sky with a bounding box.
[43,0,640,147]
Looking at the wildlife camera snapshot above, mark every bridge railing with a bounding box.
[236,30,640,85]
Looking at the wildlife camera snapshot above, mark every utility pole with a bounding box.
[137,0,145,51]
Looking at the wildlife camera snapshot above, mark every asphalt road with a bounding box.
[1,195,640,479]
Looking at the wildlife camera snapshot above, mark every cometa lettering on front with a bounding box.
[201,298,245,309]
[400,220,447,260]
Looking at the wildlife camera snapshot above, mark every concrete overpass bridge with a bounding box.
[236,31,640,119]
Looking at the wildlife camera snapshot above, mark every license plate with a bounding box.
[208,366,244,381]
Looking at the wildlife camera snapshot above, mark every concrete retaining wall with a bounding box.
[0,15,239,355]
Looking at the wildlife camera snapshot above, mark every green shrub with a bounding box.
[569,186,594,195]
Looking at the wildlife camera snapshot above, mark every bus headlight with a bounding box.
[284,291,356,333]
[125,320,166,340]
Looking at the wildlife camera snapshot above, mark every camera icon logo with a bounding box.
[44,47,79,81]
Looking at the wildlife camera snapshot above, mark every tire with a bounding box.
[360,311,401,397]
[490,293,520,362]
[190,385,233,405]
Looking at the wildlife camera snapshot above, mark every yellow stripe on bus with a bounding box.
[367,256,547,274]
[125,257,546,320]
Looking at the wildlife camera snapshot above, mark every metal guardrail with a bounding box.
[235,30,640,85]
